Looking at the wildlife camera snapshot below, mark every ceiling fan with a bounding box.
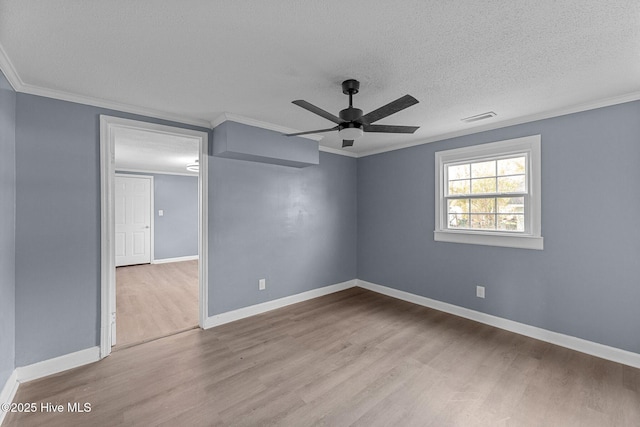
[285,79,420,148]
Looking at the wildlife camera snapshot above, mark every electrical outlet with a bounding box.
[259,278,266,291]
[476,285,485,298]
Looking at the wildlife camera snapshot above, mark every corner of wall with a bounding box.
[0,67,17,424]
[0,370,18,425]
[204,280,357,329]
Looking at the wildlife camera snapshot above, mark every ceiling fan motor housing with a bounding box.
[339,107,363,122]
[339,121,362,131]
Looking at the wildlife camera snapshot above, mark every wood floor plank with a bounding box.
[115,260,198,347]
[4,288,640,426]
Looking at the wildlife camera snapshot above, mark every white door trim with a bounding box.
[115,173,155,266]
[100,116,209,359]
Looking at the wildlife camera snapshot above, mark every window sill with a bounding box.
[434,230,543,250]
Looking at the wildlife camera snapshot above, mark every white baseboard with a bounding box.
[16,347,101,383]
[3,275,636,426]
[0,370,18,425]
[204,279,357,329]
[152,255,199,264]
[357,279,640,369]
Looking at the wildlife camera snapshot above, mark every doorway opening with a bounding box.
[100,116,209,357]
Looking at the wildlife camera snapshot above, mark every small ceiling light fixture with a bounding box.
[186,159,199,172]
[461,111,497,123]
[338,124,364,141]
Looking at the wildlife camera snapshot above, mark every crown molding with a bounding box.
[212,112,323,141]
[0,41,211,129]
[18,83,212,128]
[5,35,639,157]
[358,90,640,157]
[0,42,24,91]
[319,145,358,158]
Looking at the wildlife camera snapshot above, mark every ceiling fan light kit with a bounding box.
[286,79,420,148]
[338,125,363,141]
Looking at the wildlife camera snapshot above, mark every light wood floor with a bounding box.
[115,260,198,348]
[5,288,640,426]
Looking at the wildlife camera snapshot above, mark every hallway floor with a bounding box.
[115,260,198,348]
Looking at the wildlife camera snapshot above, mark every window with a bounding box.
[434,135,543,250]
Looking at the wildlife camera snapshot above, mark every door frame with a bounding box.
[99,115,209,358]
[114,173,155,268]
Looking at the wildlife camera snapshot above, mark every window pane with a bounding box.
[471,160,496,178]
[448,213,469,228]
[497,157,526,176]
[448,179,470,195]
[447,199,469,228]
[471,178,496,194]
[497,175,525,193]
[471,198,495,213]
[448,199,469,214]
[448,164,470,180]
[470,214,496,230]
[497,197,524,213]
[497,214,524,231]
[448,199,469,228]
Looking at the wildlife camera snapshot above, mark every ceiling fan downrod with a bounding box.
[339,79,363,122]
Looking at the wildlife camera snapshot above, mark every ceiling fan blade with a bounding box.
[285,126,339,137]
[363,124,419,134]
[342,140,354,148]
[292,100,342,124]
[360,95,419,124]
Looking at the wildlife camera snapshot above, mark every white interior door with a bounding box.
[115,175,152,267]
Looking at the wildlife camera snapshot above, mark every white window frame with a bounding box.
[434,135,543,250]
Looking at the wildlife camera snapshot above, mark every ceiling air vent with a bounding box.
[461,111,496,123]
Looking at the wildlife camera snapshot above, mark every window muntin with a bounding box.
[445,155,527,233]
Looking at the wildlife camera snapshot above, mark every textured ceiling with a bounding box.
[1,1,639,155]
[114,127,199,176]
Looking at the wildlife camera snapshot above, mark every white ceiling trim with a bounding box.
[3,2,639,155]
[4,36,639,160]
[0,41,210,129]
[102,115,209,140]
[357,90,640,158]
[319,145,358,158]
[0,42,22,91]
[210,89,640,160]
[18,82,212,128]
[212,112,323,140]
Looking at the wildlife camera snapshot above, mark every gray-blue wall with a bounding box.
[358,100,640,354]
[14,94,208,366]
[154,174,198,260]
[13,92,357,366]
[0,71,16,390]
[209,151,357,314]
[213,120,319,167]
[9,83,640,368]
[116,172,199,261]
